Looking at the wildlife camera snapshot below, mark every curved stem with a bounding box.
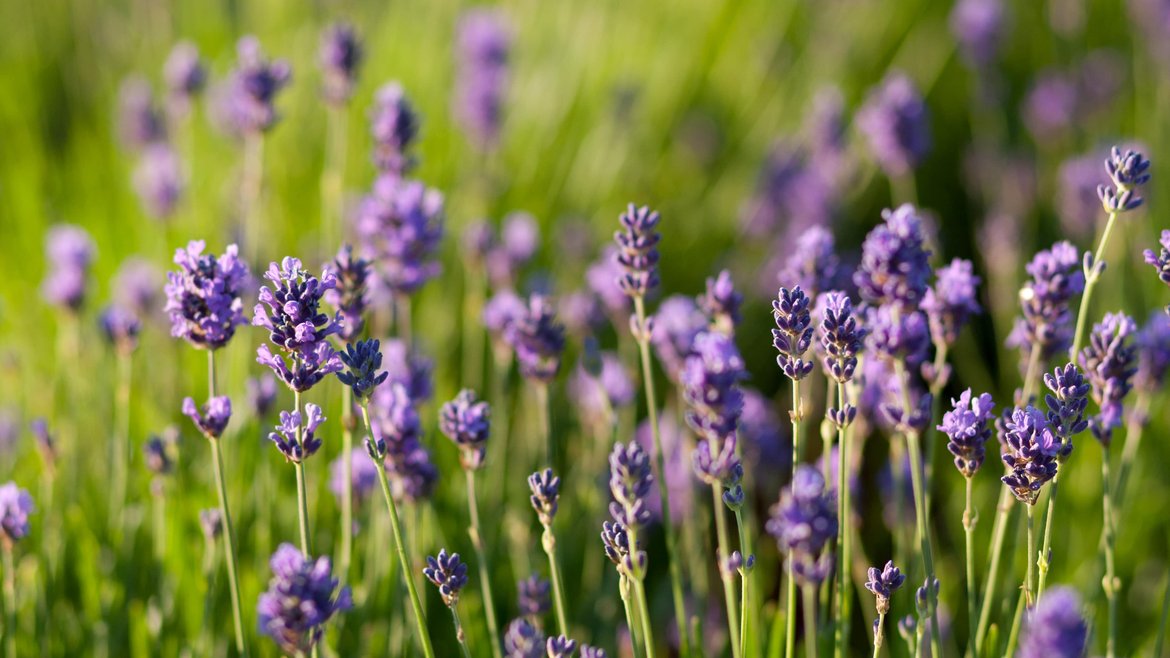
[294,389,312,556]
[633,295,691,658]
[1102,449,1118,658]
[733,507,753,658]
[207,351,247,657]
[963,478,979,658]
[712,485,743,658]
[361,404,435,658]
[339,386,354,582]
[465,469,503,658]
[802,585,818,658]
[451,605,473,658]
[542,525,570,637]
[1070,210,1120,360]
[1035,474,1061,599]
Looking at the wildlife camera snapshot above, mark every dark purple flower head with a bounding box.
[651,295,707,383]
[854,204,932,309]
[1042,363,1090,457]
[118,77,166,150]
[546,636,578,658]
[254,257,340,352]
[950,0,1004,67]
[222,36,291,134]
[268,404,326,463]
[163,41,206,115]
[99,305,142,353]
[777,225,840,298]
[613,203,662,299]
[857,73,931,177]
[257,544,352,656]
[766,465,837,586]
[246,374,278,419]
[183,396,232,440]
[369,83,419,174]
[423,549,469,607]
[693,432,744,490]
[113,257,161,319]
[580,645,608,658]
[865,560,906,615]
[133,143,184,220]
[1000,406,1060,504]
[1078,312,1138,446]
[440,389,491,469]
[506,294,566,382]
[938,389,995,477]
[866,306,931,367]
[1017,587,1088,658]
[42,224,96,312]
[199,508,223,541]
[772,286,815,381]
[354,175,444,296]
[367,383,437,503]
[0,482,34,544]
[329,447,381,506]
[1097,145,1151,213]
[818,291,865,384]
[683,331,746,445]
[600,520,646,577]
[455,9,511,149]
[505,618,546,658]
[518,574,551,619]
[336,339,389,402]
[165,240,250,350]
[922,259,981,347]
[608,441,654,529]
[528,468,560,527]
[319,23,362,106]
[324,245,371,341]
[1144,230,1170,301]
[1007,241,1085,363]
[699,269,742,335]
[1135,311,1170,394]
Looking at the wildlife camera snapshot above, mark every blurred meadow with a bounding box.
[1,0,1170,656]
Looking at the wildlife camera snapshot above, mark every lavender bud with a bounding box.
[257,544,352,655]
[864,560,906,615]
[650,295,707,383]
[423,549,469,608]
[268,404,326,463]
[580,645,608,658]
[1000,406,1060,505]
[132,143,184,220]
[324,245,371,341]
[546,635,578,658]
[319,23,362,106]
[336,339,390,402]
[818,291,865,384]
[199,508,223,541]
[699,269,742,334]
[613,203,662,299]
[1099,145,1151,213]
[99,305,142,354]
[182,396,232,440]
[1007,241,1085,364]
[42,224,96,313]
[767,465,837,586]
[0,482,35,545]
[517,574,551,619]
[455,9,511,150]
[1135,311,1170,396]
[163,41,206,116]
[937,389,995,478]
[1078,312,1137,447]
[857,73,931,177]
[254,257,343,392]
[117,77,166,151]
[600,520,646,577]
[608,441,654,529]
[220,36,291,135]
[164,241,250,350]
[922,258,981,347]
[854,204,933,309]
[1042,363,1090,457]
[369,83,419,174]
[505,618,546,658]
[143,434,172,476]
[439,389,491,470]
[528,469,560,527]
[505,294,566,382]
[950,0,1004,67]
[772,286,815,381]
[246,374,278,420]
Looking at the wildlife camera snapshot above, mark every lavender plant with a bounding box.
[605,441,656,657]
[0,482,33,658]
[864,561,905,658]
[424,549,473,658]
[257,543,352,656]
[528,468,570,638]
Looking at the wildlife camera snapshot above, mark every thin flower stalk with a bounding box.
[110,348,133,530]
[451,605,473,658]
[711,483,743,658]
[293,389,312,555]
[207,351,248,657]
[339,385,354,582]
[3,544,15,658]
[802,584,818,658]
[464,468,503,658]
[785,381,801,658]
[1103,449,1118,658]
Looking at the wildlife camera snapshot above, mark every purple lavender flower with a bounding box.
[518,574,551,619]
[354,175,444,296]
[367,383,438,502]
[1023,72,1078,144]
[133,143,184,220]
[1042,363,1090,459]
[486,212,541,288]
[1097,146,1151,213]
[163,41,205,116]
[182,396,232,440]
[683,332,746,484]
[329,448,381,506]
[369,83,419,174]
[922,259,981,347]
[505,618,546,658]
[1144,230,1170,302]
[319,23,362,106]
[324,245,370,341]
[246,374,278,419]
[739,389,790,476]
[1007,241,1085,363]
[559,291,605,337]
[854,204,932,309]
[268,404,326,463]
[698,269,742,335]
[865,561,907,614]
[379,338,433,403]
[818,291,864,387]
[423,549,469,607]
[950,0,1004,67]
[144,432,176,475]
[740,141,833,238]
[650,295,707,382]
[484,289,527,345]
[113,257,161,319]
[580,645,607,658]
[0,482,34,544]
[506,294,566,382]
[772,286,815,381]
[567,352,635,427]
[98,305,141,353]
[118,77,166,150]
[866,306,931,368]
[337,339,389,402]
[1000,406,1060,504]
[257,543,352,655]
[455,9,511,149]
[42,224,96,312]
[221,36,291,134]
[766,465,837,586]
[1057,153,1106,239]
[635,413,695,522]
[1078,313,1137,446]
[938,389,995,477]
[529,468,560,527]
[1135,311,1170,395]
[30,419,56,470]
[253,257,343,392]
[857,73,931,177]
[600,520,646,577]
[463,220,496,264]
[200,508,223,541]
[1017,587,1088,658]
[613,203,661,299]
[776,225,840,298]
[546,636,578,658]
[608,441,654,529]
[164,240,250,350]
[439,389,491,469]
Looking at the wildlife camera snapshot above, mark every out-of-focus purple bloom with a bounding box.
[1017,587,1089,658]
[559,291,605,337]
[118,77,166,150]
[1057,153,1105,239]
[1007,241,1085,364]
[337,339,389,402]
[739,389,790,477]
[546,636,578,658]
[455,9,511,149]
[324,245,370,341]
[772,286,815,381]
[1041,363,1089,462]
[42,224,96,312]
[369,83,419,174]
[635,413,694,522]
[1098,146,1151,213]
[1135,311,1170,395]
[98,305,142,353]
[354,175,444,296]
[608,441,654,529]
[253,257,343,392]
[330,447,381,507]
[766,465,837,586]
[268,404,326,463]
[818,291,864,384]
[874,361,933,434]
[699,269,742,335]
[220,36,291,135]
[857,73,931,177]
[1000,406,1060,504]
[505,294,565,382]
[200,508,223,541]
[683,333,746,485]
[320,23,362,106]
[182,396,232,440]
[485,211,540,288]
[601,520,646,577]
[439,389,491,469]
[462,219,496,264]
[865,560,907,614]
[855,204,932,309]
[257,544,352,655]
[1144,230,1170,301]
[950,0,1004,67]
[613,204,661,299]
[777,226,840,298]
[144,434,173,476]
[922,259,981,348]
[366,383,438,502]
[866,306,931,367]
[740,141,833,238]
[938,389,995,477]
[1023,71,1078,144]
[1129,0,1170,66]
[651,295,707,383]
[424,549,469,607]
[568,352,635,430]
[1078,313,1137,446]
[528,468,560,527]
[0,410,18,457]
[165,240,250,350]
[580,644,608,658]
[804,87,852,184]
[0,482,34,544]
[30,419,56,470]
[484,289,526,345]
[505,618,546,658]
[133,143,184,219]
[163,41,205,116]
[518,574,551,619]
[247,374,278,419]
[377,338,433,403]
[113,257,161,318]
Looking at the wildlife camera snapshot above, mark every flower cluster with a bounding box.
[857,73,931,177]
[0,482,34,545]
[163,41,205,116]
[354,175,444,297]
[865,305,931,367]
[772,286,815,381]
[1097,146,1151,213]
[529,469,561,527]
[1135,312,1170,397]
[1017,587,1089,658]
[613,203,662,299]
[254,257,343,392]
[600,520,646,578]
[854,204,932,309]
[937,389,996,478]
[1000,406,1060,505]
[699,269,742,334]
[518,574,551,619]
[1007,241,1085,363]
[268,404,326,463]
[506,294,566,382]
[366,383,438,502]
[369,83,419,175]
[439,389,491,470]
[182,396,232,440]
[165,241,250,350]
[42,225,96,312]
[325,245,371,341]
[423,549,469,607]
[921,258,981,347]
[1143,230,1170,306]
[504,618,544,658]
[864,560,906,615]
[817,291,865,384]
[767,465,837,585]
[219,36,291,134]
[777,225,840,297]
[132,144,184,219]
[455,8,511,149]
[1042,363,1089,458]
[683,332,746,487]
[650,295,708,382]
[337,339,390,402]
[257,544,352,655]
[143,434,173,476]
[99,305,142,354]
[117,77,166,151]
[1078,312,1138,446]
[319,23,362,106]
[608,441,653,529]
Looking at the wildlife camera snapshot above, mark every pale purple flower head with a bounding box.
[42,224,96,312]
[505,294,566,382]
[635,413,694,522]
[221,36,291,134]
[580,644,608,658]
[0,482,34,544]
[354,175,444,296]
[163,41,206,115]
[772,286,815,381]
[854,204,932,309]
[650,295,707,382]
[380,338,433,403]
[117,76,166,150]
[367,383,438,502]
[568,352,635,425]
[440,389,491,469]
[455,9,511,149]
[546,636,578,658]
[699,269,742,334]
[1007,241,1085,364]
[253,257,343,391]
[922,258,981,347]
[865,560,906,615]
[938,389,995,477]
[484,289,527,343]
[505,618,546,658]
[246,374,278,419]
[423,549,469,607]
[601,520,646,577]
[613,204,662,299]
[369,83,419,174]
[329,447,381,506]
[269,404,326,463]
[164,240,250,350]
[608,441,654,529]
[1097,145,1151,213]
[1143,230,1170,301]
[1017,587,1089,658]
[319,23,362,106]
[144,434,173,476]
[818,291,865,384]
[1000,405,1060,505]
[1023,71,1078,144]
[324,245,371,341]
[1135,311,1170,395]
[777,225,840,298]
[950,0,1005,67]
[257,544,352,656]
[740,141,833,238]
[857,73,931,177]
[133,143,184,220]
[766,465,837,586]
[1078,312,1138,446]
[485,212,540,288]
[865,306,931,367]
[517,574,551,619]
[683,331,746,447]
[182,396,232,440]
[528,468,560,527]
[1057,153,1106,239]
[113,257,161,318]
[98,305,142,353]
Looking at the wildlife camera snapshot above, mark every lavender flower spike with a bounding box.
[683,332,746,484]
[423,549,469,607]
[268,404,326,463]
[254,257,343,392]
[1007,241,1085,363]
[546,636,578,658]
[455,9,511,149]
[257,543,352,656]
[528,469,560,527]
[857,73,931,178]
[518,574,551,618]
[699,269,742,334]
[938,389,996,478]
[164,240,250,350]
[42,224,96,312]
[1078,312,1137,446]
[854,204,933,309]
[319,23,362,106]
[818,290,865,384]
[613,203,662,299]
[325,245,371,341]
[772,286,815,381]
[922,258,981,347]
[1143,230,1170,309]
[163,41,206,116]
[1017,587,1089,658]
[608,441,654,529]
[506,294,566,382]
[505,618,546,658]
[0,482,34,545]
[337,339,389,401]
[1000,406,1059,505]
[439,389,491,470]
[1042,363,1090,456]
[1097,146,1151,213]
[223,36,291,134]
[182,396,232,440]
[766,465,837,585]
[133,143,184,220]
[369,83,419,174]
[865,560,907,614]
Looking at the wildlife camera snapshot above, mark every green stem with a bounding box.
[1102,449,1118,658]
[1025,504,1035,607]
[153,487,166,563]
[339,386,354,583]
[712,485,743,658]
[633,295,691,658]
[361,404,435,658]
[542,525,570,638]
[1035,474,1061,599]
[110,350,132,529]
[321,105,348,244]
[1113,393,1149,510]
[4,545,15,658]
[963,478,978,658]
[786,379,802,658]
[620,575,644,658]
[1069,210,1120,360]
[734,508,753,658]
[925,343,948,518]
[872,613,884,658]
[1003,585,1025,656]
[802,585,818,658]
[207,351,247,657]
[834,382,851,658]
[451,605,473,658]
[465,469,503,658]
[293,389,312,556]
[624,521,657,658]
[536,383,552,468]
[1154,568,1170,658]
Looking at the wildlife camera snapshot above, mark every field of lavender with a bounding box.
[2,0,1170,656]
